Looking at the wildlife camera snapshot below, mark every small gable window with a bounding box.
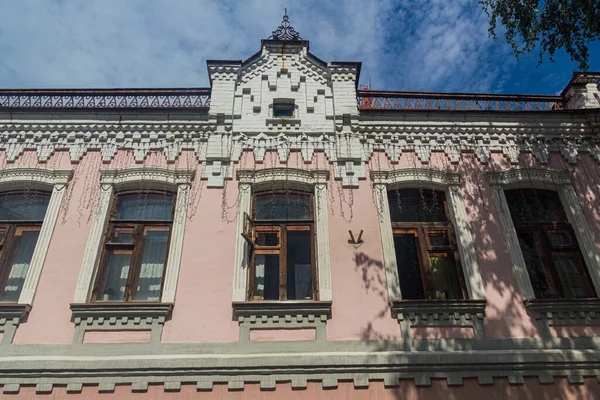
[272,99,295,118]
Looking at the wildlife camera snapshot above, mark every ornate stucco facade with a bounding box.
[0,15,600,399]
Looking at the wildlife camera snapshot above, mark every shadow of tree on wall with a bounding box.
[347,149,599,400]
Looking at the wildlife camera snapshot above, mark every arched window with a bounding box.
[243,189,315,301]
[92,191,175,302]
[0,191,51,302]
[505,188,594,299]
[388,188,466,300]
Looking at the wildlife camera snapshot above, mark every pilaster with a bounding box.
[72,184,114,303]
[446,185,486,299]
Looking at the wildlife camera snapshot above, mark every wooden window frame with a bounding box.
[505,188,596,299]
[246,190,317,301]
[0,191,50,301]
[92,190,176,303]
[513,221,594,299]
[390,190,468,300]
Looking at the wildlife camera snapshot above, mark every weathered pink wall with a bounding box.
[4,377,600,399]
[5,148,600,344]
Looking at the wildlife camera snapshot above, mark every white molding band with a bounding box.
[72,167,195,303]
[0,167,73,306]
[234,168,331,301]
[487,167,600,298]
[490,185,536,298]
[374,183,402,301]
[371,168,486,301]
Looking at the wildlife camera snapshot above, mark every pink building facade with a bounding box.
[0,16,600,399]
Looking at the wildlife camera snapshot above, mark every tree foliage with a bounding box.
[480,0,600,70]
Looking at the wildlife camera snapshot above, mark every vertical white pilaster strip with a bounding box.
[232,183,252,302]
[72,184,114,303]
[18,184,66,305]
[558,184,600,295]
[161,183,190,303]
[314,183,332,301]
[375,184,402,301]
[447,186,486,299]
[490,185,536,299]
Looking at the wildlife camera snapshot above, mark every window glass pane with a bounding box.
[393,233,425,299]
[429,232,450,248]
[548,232,571,247]
[388,189,447,223]
[429,255,459,300]
[99,251,132,301]
[554,256,589,298]
[273,105,294,118]
[1,230,40,302]
[0,193,50,221]
[110,227,134,244]
[505,189,567,223]
[254,254,279,300]
[257,232,278,247]
[286,230,313,300]
[115,193,173,221]
[517,232,554,298]
[255,193,311,220]
[132,230,169,302]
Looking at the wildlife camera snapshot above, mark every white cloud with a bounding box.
[0,0,581,93]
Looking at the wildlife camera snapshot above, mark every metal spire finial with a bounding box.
[268,8,302,41]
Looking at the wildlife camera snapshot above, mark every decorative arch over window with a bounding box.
[488,168,600,299]
[372,168,486,339]
[71,167,194,344]
[232,168,331,341]
[488,168,600,338]
[0,167,71,344]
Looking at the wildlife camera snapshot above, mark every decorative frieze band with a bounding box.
[1,119,597,165]
[0,341,599,394]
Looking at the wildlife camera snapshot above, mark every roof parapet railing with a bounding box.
[357,90,564,112]
[0,88,211,110]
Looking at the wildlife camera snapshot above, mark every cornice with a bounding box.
[0,167,72,188]
[486,168,572,187]
[100,166,195,190]
[371,168,461,187]
[237,167,329,186]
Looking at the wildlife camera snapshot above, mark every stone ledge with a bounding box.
[233,301,331,324]
[70,303,173,344]
[392,299,487,339]
[0,304,31,345]
[524,298,600,338]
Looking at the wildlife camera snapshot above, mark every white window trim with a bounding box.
[371,168,486,301]
[233,168,331,301]
[0,167,72,305]
[488,167,600,298]
[72,166,195,304]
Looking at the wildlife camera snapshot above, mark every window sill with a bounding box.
[70,302,173,344]
[0,303,31,345]
[524,298,600,338]
[391,299,487,339]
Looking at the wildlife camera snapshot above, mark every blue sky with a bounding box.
[0,0,598,95]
